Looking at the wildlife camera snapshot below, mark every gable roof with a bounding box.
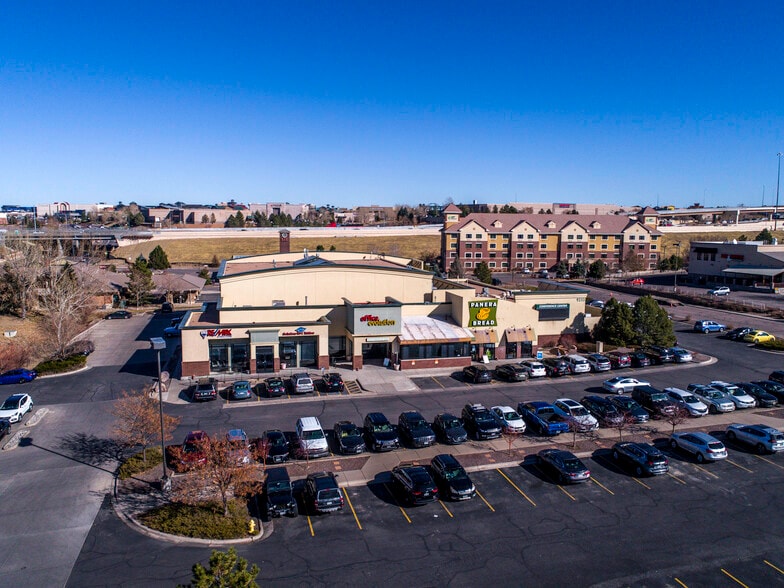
[443,213,659,236]
[443,203,462,213]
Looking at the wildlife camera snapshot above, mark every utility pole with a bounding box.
[775,153,782,232]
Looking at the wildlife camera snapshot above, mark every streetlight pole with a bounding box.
[775,153,782,232]
[673,242,681,291]
[149,337,169,491]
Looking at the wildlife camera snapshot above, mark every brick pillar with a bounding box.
[353,355,363,370]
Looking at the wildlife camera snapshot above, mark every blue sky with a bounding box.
[2,1,784,209]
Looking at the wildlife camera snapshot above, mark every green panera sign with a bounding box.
[468,300,498,327]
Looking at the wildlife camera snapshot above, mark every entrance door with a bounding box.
[255,346,274,373]
[280,341,297,368]
[299,339,317,367]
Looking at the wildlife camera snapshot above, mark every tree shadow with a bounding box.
[17,435,121,476]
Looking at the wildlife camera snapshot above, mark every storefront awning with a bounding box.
[721,267,784,277]
[399,316,474,344]
[504,327,534,343]
[472,329,498,344]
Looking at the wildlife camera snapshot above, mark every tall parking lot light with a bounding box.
[776,152,782,232]
[149,337,169,490]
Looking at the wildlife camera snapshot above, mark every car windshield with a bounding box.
[0,398,19,409]
[703,389,722,399]
[183,443,199,453]
[444,418,461,429]
[268,481,290,492]
[562,458,584,472]
[341,428,361,438]
[372,423,392,433]
[651,393,668,402]
[441,466,463,480]
[475,413,495,424]
[614,398,634,409]
[731,389,745,397]
[269,436,287,447]
[571,407,589,417]
[410,470,432,484]
[302,430,324,440]
[503,411,519,421]
[683,395,699,404]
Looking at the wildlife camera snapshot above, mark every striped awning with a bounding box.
[472,329,498,344]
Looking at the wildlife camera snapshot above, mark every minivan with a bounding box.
[565,354,591,374]
[295,416,330,459]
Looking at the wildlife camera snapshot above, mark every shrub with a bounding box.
[34,354,87,375]
[138,499,250,539]
[117,446,166,479]
[0,341,31,372]
[757,339,784,351]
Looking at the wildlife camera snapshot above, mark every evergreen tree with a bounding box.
[592,299,635,346]
[234,211,245,227]
[632,295,676,347]
[755,228,774,243]
[201,214,209,224]
[587,260,607,279]
[571,259,586,278]
[181,547,259,588]
[148,245,171,270]
[210,213,216,224]
[448,258,465,279]
[329,245,336,251]
[499,204,518,213]
[126,256,155,307]
[473,261,493,284]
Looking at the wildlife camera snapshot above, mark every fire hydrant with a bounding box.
[248,519,256,535]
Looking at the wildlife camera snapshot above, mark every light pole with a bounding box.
[775,153,782,232]
[149,337,170,491]
[673,242,681,290]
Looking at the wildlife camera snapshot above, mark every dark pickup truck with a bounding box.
[518,401,570,436]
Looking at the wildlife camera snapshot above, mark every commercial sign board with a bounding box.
[200,328,232,339]
[281,326,316,336]
[350,306,402,336]
[468,300,498,327]
[535,303,570,321]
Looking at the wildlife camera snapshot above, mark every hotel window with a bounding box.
[516,234,524,240]
[450,252,456,257]
[540,243,547,249]
[601,244,608,250]
[601,253,608,258]
[465,253,472,258]
[465,262,473,268]
[517,243,524,249]
[602,235,608,240]
[577,234,583,240]
[638,235,645,241]
[475,253,482,258]
[489,243,496,249]
[466,234,473,239]
[489,253,496,258]
[567,234,574,240]
[567,244,574,249]
[566,253,573,259]
[526,253,534,258]
[539,262,547,268]
[527,243,534,249]
[629,235,635,240]
[576,253,583,258]
[614,244,620,249]
[528,234,534,239]
[501,262,508,267]
[516,253,524,258]
[489,262,496,268]
[589,244,595,249]
[465,243,472,248]
[540,253,547,258]
[502,243,508,249]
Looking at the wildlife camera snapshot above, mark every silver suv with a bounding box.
[290,373,315,394]
[725,424,784,453]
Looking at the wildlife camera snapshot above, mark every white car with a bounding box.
[710,381,755,409]
[603,377,650,394]
[664,387,708,417]
[0,393,33,423]
[708,286,730,296]
[491,406,526,434]
[670,432,728,463]
[554,398,599,431]
[519,360,546,378]
[725,424,784,453]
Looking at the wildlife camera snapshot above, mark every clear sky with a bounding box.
[2,1,784,209]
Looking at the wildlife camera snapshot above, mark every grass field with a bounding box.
[114,235,441,264]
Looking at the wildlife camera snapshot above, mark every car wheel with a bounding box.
[757,443,767,455]
[559,473,567,485]
[727,431,736,441]
[696,453,705,463]
[719,328,725,332]
[670,439,678,449]
[612,450,620,460]
[709,405,718,415]
[635,466,643,477]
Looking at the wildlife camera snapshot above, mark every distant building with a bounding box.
[688,240,784,289]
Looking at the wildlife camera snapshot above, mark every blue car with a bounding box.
[0,369,37,385]
[229,380,253,400]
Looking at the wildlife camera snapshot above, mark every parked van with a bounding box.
[565,354,591,374]
[296,416,330,459]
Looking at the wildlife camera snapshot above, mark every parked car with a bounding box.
[769,371,784,385]
[694,320,726,333]
[322,372,345,393]
[432,413,468,445]
[734,382,778,408]
[669,432,728,463]
[607,351,632,369]
[564,354,591,374]
[752,380,784,403]
[430,454,476,501]
[333,421,366,455]
[670,347,693,363]
[290,373,315,395]
[257,377,286,398]
[587,299,605,309]
[537,449,591,484]
[258,429,290,464]
[105,310,132,320]
[628,351,652,368]
[192,379,217,401]
[710,381,755,409]
[629,278,645,286]
[226,429,251,464]
[462,403,503,440]
[463,365,493,383]
[66,340,95,356]
[744,330,776,344]
[397,411,436,448]
[161,302,174,312]
[554,398,599,431]
[518,401,570,436]
[603,376,650,394]
[228,380,252,400]
[640,345,674,364]
[295,417,330,459]
[542,357,570,377]
[663,387,708,417]
[612,442,669,476]
[723,327,754,341]
[363,412,400,452]
[725,423,784,454]
[495,363,528,382]
[519,360,547,378]
[708,286,731,296]
[0,419,9,441]
[391,464,439,505]
[687,384,736,414]
[585,353,612,372]
[491,405,526,434]
[163,324,180,338]
[631,385,678,418]
[179,430,210,468]
[581,395,626,427]
[264,467,297,518]
[607,395,650,423]
[0,368,37,385]
[303,471,344,514]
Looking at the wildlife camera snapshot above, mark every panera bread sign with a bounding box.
[468,300,498,327]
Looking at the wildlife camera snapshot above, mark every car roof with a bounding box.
[433,453,461,467]
[265,467,291,481]
[492,405,516,413]
[556,398,581,407]
[681,431,717,441]
[366,412,389,423]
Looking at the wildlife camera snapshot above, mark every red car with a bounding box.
[180,430,210,467]
[629,278,645,286]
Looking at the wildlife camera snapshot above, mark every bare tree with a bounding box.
[609,413,638,442]
[566,417,599,449]
[0,236,49,318]
[503,429,522,457]
[665,406,690,435]
[112,390,180,464]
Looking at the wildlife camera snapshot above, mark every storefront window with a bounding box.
[400,342,470,360]
[209,341,249,373]
[328,336,346,359]
[300,339,317,367]
[209,343,229,372]
[506,341,517,359]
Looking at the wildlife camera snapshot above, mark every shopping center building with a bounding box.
[178,234,597,378]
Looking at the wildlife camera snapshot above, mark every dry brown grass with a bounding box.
[114,235,441,265]
[0,316,50,369]
[658,230,784,254]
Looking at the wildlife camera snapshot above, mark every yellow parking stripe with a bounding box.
[693,464,719,479]
[755,455,784,471]
[631,477,651,490]
[431,376,445,389]
[383,483,411,524]
[590,476,615,496]
[764,560,784,575]
[667,471,687,485]
[720,568,749,587]
[342,489,362,530]
[673,577,688,588]
[726,459,753,474]
[496,469,536,507]
[439,500,454,518]
[306,515,315,537]
[556,484,576,501]
[476,489,495,512]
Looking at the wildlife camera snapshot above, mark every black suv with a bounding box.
[735,382,778,408]
[390,464,439,505]
[303,471,344,514]
[432,413,468,445]
[631,385,678,418]
[363,412,400,452]
[463,365,492,383]
[264,467,297,518]
[192,379,217,401]
[753,380,784,402]
[430,454,476,501]
[542,357,570,377]
[461,403,502,440]
[322,373,345,393]
[258,377,286,398]
[607,395,650,423]
[580,395,624,427]
[397,411,436,448]
[768,371,784,385]
[612,442,669,476]
[333,421,366,454]
[495,363,528,382]
[641,345,674,364]
[258,429,290,464]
